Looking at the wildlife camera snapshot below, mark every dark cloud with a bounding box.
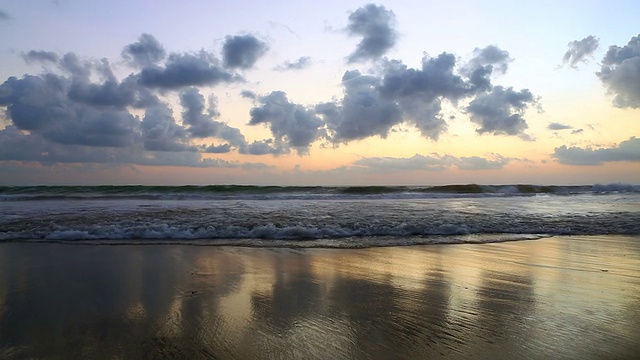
[346,4,397,63]
[180,87,221,138]
[222,34,268,69]
[376,53,483,139]
[563,35,599,69]
[0,34,290,166]
[0,9,11,20]
[59,52,91,79]
[239,139,290,156]
[249,91,324,154]
[0,126,136,164]
[46,108,139,148]
[547,122,573,131]
[319,73,392,141]
[552,137,640,165]
[201,143,231,153]
[52,54,158,109]
[0,126,152,166]
[122,33,166,68]
[22,50,59,63]
[0,126,55,162]
[379,54,474,103]
[0,74,139,147]
[571,128,584,135]
[179,87,249,150]
[274,56,311,71]
[140,103,195,152]
[240,90,257,99]
[0,125,271,169]
[318,50,520,142]
[0,39,271,167]
[139,51,237,89]
[317,70,400,142]
[597,34,640,108]
[0,16,543,169]
[466,45,512,75]
[68,75,149,109]
[467,86,537,137]
[0,75,63,131]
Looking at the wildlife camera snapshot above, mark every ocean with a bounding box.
[2,184,640,359]
[1,183,639,246]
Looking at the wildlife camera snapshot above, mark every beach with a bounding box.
[1,235,639,359]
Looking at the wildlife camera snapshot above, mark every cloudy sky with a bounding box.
[0,0,638,185]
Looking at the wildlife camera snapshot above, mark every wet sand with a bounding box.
[0,235,639,359]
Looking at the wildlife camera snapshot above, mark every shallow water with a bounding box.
[0,235,639,359]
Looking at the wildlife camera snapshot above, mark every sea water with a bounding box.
[1,184,639,246]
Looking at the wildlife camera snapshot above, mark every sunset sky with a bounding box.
[0,0,638,185]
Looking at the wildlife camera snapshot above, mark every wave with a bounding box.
[2,211,638,242]
[0,183,638,201]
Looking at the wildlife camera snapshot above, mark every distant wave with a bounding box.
[0,183,638,201]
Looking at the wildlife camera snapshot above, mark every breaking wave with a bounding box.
[0,183,638,201]
[1,189,638,247]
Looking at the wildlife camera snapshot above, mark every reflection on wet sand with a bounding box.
[0,236,639,359]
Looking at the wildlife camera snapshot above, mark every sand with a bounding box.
[0,235,639,359]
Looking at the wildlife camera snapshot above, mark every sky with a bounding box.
[0,0,638,185]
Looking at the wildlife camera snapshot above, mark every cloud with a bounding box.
[465,45,512,75]
[201,143,231,153]
[23,52,159,109]
[248,91,324,154]
[222,34,268,69]
[597,34,640,108]
[140,103,195,152]
[552,137,640,165]
[179,87,249,150]
[0,35,277,169]
[562,35,599,69]
[70,77,156,109]
[0,12,543,173]
[346,4,397,63]
[274,56,312,71]
[352,153,511,172]
[316,49,531,143]
[0,9,11,20]
[547,122,573,130]
[467,86,537,138]
[240,90,257,99]
[0,74,139,147]
[122,33,166,68]
[379,53,477,103]
[376,53,485,139]
[179,87,222,138]
[139,51,237,89]
[22,50,59,63]
[239,139,290,155]
[59,52,91,79]
[456,155,509,170]
[0,124,272,169]
[353,154,453,171]
[317,70,401,142]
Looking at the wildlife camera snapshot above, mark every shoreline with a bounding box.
[1,235,639,359]
[4,232,551,248]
